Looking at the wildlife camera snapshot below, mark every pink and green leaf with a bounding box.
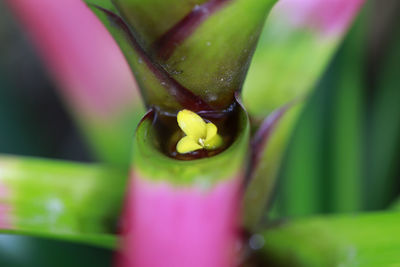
[243,0,365,118]
[117,103,250,266]
[6,0,144,165]
[272,9,368,218]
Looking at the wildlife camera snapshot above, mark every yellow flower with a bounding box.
[176,109,223,154]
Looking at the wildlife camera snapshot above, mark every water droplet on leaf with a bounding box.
[249,234,265,250]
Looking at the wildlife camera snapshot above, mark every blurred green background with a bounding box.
[0,0,399,266]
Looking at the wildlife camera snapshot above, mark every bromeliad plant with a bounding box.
[2,0,386,266]
[84,1,280,265]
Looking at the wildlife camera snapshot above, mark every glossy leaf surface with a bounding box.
[85,0,276,113]
[0,155,126,249]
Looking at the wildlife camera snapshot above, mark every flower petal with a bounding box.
[205,123,218,142]
[177,109,206,140]
[176,136,203,154]
[204,135,223,150]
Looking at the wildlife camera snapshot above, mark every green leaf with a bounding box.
[273,88,327,218]
[112,0,208,47]
[120,101,250,265]
[242,101,304,230]
[326,11,366,213]
[0,155,127,249]
[155,0,277,110]
[85,4,207,113]
[249,211,400,267]
[0,234,113,267]
[243,0,364,118]
[84,0,277,112]
[364,15,400,209]
[271,9,368,218]
[391,197,400,211]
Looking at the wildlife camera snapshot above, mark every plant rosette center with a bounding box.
[176,109,223,154]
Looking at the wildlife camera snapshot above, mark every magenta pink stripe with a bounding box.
[0,182,12,229]
[273,0,364,37]
[154,0,230,60]
[116,173,243,267]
